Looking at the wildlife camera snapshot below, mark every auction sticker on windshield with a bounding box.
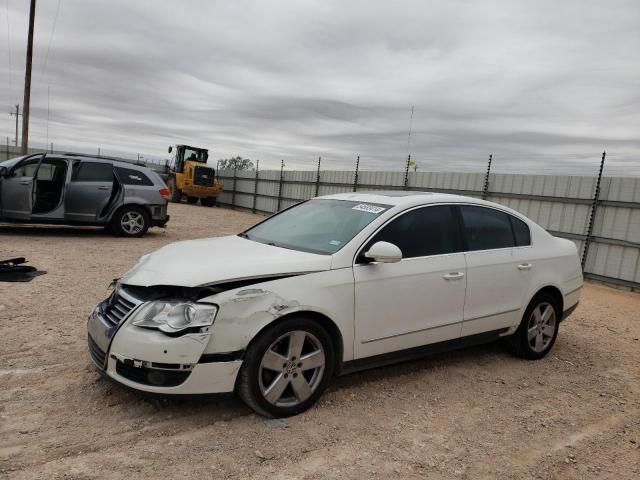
[352,204,387,214]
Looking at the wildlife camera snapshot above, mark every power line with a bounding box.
[41,0,61,79]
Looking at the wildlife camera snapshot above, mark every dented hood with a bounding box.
[120,235,332,288]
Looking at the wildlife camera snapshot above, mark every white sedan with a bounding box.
[87,192,583,417]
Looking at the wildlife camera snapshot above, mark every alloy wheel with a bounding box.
[258,330,326,407]
[527,302,557,353]
[120,211,145,235]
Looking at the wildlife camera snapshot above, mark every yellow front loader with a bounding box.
[166,144,223,206]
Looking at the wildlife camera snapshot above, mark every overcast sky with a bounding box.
[1,0,638,173]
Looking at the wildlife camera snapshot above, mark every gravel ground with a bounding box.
[1,203,639,479]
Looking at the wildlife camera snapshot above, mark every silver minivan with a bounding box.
[0,153,170,237]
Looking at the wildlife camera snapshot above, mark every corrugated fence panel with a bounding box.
[357,171,404,189]
[602,177,640,203]
[593,206,640,243]
[586,243,640,284]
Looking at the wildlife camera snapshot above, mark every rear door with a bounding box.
[457,205,526,336]
[0,156,41,220]
[65,161,114,222]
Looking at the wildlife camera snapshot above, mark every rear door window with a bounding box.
[459,205,515,251]
[114,167,153,186]
[510,216,531,247]
[365,205,460,259]
[72,162,113,182]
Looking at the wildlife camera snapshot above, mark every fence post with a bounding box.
[277,160,284,211]
[403,154,411,190]
[315,157,321,197]
[252,160,259,213]
[482,153,493,200]
[353,155,360,192]
[581,151,606,270]
[231,163,238,208]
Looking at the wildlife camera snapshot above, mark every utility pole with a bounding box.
[9,105,21,146]
[21,0,37,154]
[46,86,50,148]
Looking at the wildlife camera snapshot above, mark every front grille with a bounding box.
[88,335,106,369]
[193,166,214,187]
[103,289,137,327]
[115,360,191,387]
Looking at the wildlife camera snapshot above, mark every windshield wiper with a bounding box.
[238,232,250,239]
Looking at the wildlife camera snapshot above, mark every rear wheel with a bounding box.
[186,196,199,204]
[167,177,181,203]
[111,206,150,238]
[236,317,335,418]
[505,293,560,359]
[201,197,217,207]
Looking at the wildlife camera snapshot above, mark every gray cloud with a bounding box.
[1,0,638,174]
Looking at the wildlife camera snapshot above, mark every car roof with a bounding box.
[317,190,531,221]
[2,152,150,170]
[318,191,481,206]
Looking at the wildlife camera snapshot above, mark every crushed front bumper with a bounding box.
[87,302,241,395]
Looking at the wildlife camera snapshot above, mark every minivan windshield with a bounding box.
[242,199,391,254]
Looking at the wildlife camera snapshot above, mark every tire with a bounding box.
[505,293,560,360]
[167,177,181,203]
[236,317,335,418]
[201,197,217,207]
[111,205,150,238]
[186,196,199,204]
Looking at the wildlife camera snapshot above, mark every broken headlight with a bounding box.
[130,301,218,334]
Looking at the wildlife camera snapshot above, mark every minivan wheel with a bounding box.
[505,293,560,360]
[112,206,150,238]
[201,197,216,207]
[186,196,199,204]
[236,317,335,418]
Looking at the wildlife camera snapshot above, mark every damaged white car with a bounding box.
[88,192,582,417]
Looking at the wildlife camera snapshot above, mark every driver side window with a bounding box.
[13,160,40,178]
[365,205,461,259]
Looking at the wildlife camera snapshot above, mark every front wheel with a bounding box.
[236,317,335,418]
[111,206,150,238]
[505,293,560,360]
[186,196,199,204]
[201,197,217,207]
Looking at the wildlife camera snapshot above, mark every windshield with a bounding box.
[242,199,391,254]
[0,155,29,167]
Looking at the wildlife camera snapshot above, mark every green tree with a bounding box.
[218,156,254,170]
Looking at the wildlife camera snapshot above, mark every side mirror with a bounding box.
[364,241,402,263]
[0,166,8,178]
[168,146,173,153]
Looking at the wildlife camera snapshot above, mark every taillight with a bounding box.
[159,188,170,200]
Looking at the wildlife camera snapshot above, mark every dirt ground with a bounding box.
[1,203,638,480]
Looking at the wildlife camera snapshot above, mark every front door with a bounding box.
[353,205,466,358]
[0,156,41,220]
[65,161,114,223]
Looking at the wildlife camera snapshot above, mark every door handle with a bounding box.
[97,186,110,190]
[517,263,533,270]
[19,180,31,186]
[443,272,465,280]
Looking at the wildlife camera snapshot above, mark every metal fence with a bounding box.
[216,159,640,290]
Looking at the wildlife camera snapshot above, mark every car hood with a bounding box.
[120,235,333,288]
